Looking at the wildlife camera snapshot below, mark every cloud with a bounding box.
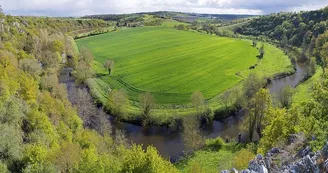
[0,0,328,16]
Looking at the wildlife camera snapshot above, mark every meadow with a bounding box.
[77,25,293,116]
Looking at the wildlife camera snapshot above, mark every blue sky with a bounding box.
[1,0,328,16]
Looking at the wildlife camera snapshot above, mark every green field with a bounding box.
[77,27,260,104]
[77,25,293,116]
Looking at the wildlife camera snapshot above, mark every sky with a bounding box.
[1,0,328,17]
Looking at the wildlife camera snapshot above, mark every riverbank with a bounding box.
[60,66,252,158]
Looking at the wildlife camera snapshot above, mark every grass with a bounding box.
[160,19,189,28]
[76,26,293,117]
[292,67,323,103]
[175,143,241,173]
[239,42,294,79]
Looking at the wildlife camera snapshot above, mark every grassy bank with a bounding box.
[175,139,254,173]
[292,67,323,103]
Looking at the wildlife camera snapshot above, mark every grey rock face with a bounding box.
[222,142,328,173]
[296,146,311,158]
[288,155,319,173]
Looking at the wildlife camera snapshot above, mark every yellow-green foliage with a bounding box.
[0,13,177,173]
[232,149,254,170]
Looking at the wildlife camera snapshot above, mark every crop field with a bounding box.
[76,26,293,106]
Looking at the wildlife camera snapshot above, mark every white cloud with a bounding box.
[0,0,328,16]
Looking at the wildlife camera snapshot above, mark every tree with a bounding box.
[0,123,23,162]
[278,85,294,108]
[74,61,94,84]
[0,162,9,173]
[281,34,288,49]
[51,40,64,53]
[259,108,293,152]
[252,40,257,47]
[79,47,94,64]
[259,44,265,58]
[95,109,112,136]
[191,91,205,113]
[103,59,115,75]
[71,88,97,127]
[106,89,129,119]
[220,87,242,109]
[139,92,155,126]
[243,72,263,99]
[182,116,204,152]
[308,57,317,76]
[18,58,42,78]
[248,89,271,141]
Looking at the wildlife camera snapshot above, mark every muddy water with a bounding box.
[60,60,307,159]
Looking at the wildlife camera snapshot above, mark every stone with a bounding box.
[289,155,319,173]
[324,159,328,170]
[221,170,230,173]
[297,146,311,158]
[230,168,238,173]
[259,165,268,173]
[265,157,272,170]
[270,147,280,154]
[256,154,263,160]
[240,169,251,173]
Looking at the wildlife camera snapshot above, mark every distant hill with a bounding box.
[83,11,256,23]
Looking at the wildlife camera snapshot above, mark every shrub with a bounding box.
[205,137,224,151]
[232,149,255,170]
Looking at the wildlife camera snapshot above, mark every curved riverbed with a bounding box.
[60,60,308,159]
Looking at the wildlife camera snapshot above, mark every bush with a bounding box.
[205,137,224,151]
[232,149,255,170]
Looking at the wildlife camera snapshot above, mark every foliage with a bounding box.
[278,85,294,108]
[106,89,129,119]
[238,8,328,48]
[175,142,238,173]
[232,149,254,170]
[205,137,225,151]
[0,11,178,173]
[191,91,205,113]
[139,92,155,126]
[121,145,179,173]
[182,116,204,152]
[103,59,114,74]
[247,88,271,141]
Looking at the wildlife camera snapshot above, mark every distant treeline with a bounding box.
[236,7,328,48]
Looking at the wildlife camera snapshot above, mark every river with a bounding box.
[59,60,308,160]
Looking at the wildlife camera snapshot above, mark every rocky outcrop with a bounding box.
[221,142,328,173]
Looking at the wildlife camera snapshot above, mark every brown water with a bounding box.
[60,61,307,159]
